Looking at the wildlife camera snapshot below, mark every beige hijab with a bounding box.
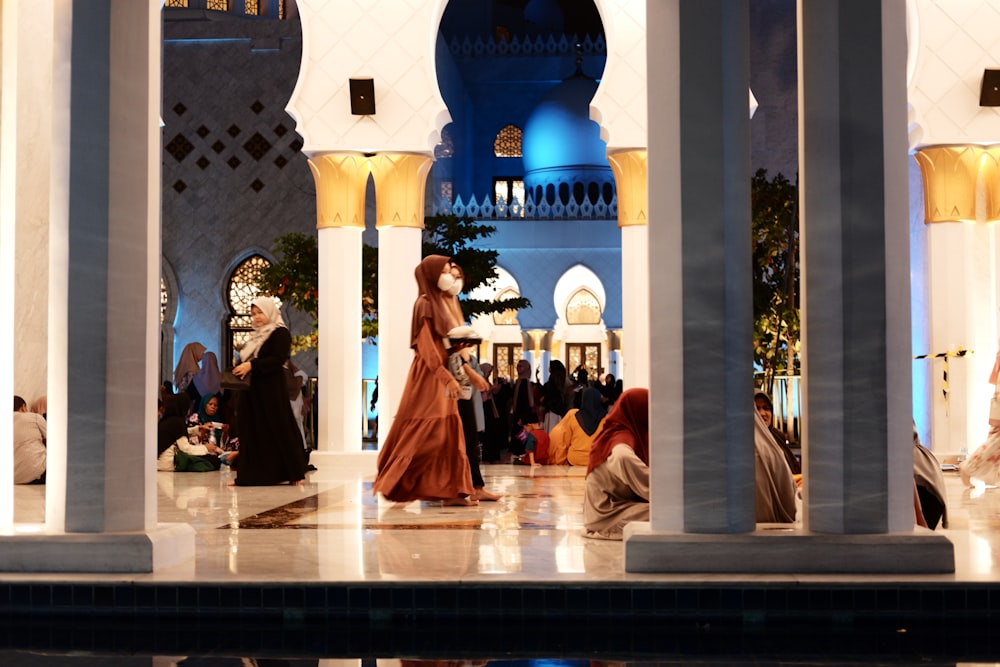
[753,409,798,523]
[173,342,206,390]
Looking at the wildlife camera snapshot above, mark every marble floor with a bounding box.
[6,456,1000,585]
[6,458,1000,661]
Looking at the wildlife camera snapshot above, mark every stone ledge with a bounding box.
[0,522,195,573]
[624,522,955,574]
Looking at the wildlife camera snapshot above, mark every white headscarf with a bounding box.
[238,297,286,362]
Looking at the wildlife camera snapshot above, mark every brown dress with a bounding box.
[373,256,474,502]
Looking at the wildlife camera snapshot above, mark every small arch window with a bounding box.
[435,127,455,159]
[492,289,521,325]
[493,125,523,158]
[565,288,601,325]
[226,254,279,364]
[160,277,169,324]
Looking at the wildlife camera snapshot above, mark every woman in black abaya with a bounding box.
[230,296,308,486]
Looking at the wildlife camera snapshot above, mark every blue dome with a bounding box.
[524,0,564,33]
[522,71,614,205]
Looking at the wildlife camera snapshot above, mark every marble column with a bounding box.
[607,150,649,390]
[0,0,18,527]
[627,0,952,573]
[308,153,368,459]
[6,2,51,409]
[0,0,194,572]
[911,145,997,455]
[369,153,432,450]
[797,0,924,536]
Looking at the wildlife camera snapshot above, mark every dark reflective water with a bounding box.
[1,619,999,665]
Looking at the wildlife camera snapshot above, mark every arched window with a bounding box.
[492,288,520,325]
[225,254,276,365]
[160,277,169,324]
[493,124,523,158]
[435,127,455,159]
[565,288,601,325]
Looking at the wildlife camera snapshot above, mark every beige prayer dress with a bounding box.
[583,443,650,540]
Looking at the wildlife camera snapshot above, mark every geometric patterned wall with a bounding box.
[162,15,317,372]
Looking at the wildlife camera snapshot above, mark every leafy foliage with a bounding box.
[255,215,531,349]
[751,169,800,391]
[256,233,319,353]
[422,214,531,319]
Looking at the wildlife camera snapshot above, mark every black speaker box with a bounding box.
[980,69,1000,106]
[350,78,376,115]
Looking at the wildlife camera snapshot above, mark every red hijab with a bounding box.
[586,387,650,475]
[410,255,462,345]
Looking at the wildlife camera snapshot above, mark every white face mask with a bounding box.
[437,273,455,292]
[447,279,463,296]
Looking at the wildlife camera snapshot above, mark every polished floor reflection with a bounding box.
[9,459,1000,584]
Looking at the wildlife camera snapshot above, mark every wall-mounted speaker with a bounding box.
[980,69,1000,107]
[349,78,376,115]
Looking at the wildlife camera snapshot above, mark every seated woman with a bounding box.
[583,388,649,540]
[548,386,608,466]
[186,393,239,462]
[754,391,800,475]
[753,407,799,523]
[157,394,224,472]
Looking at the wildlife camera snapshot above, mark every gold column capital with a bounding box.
[307,153,370,229]
[607,149,648,228]
[369,153,434,230]
[912,144,1000,224]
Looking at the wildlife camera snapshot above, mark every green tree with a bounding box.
[257,215,531,349]
[422,214,531,319]
[751,169,799,394]
[256,232,319,353]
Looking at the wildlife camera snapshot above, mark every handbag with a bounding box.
[221,369,250,391]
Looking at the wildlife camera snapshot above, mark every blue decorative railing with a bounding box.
[447,33,607,58]
[430,193,618,220]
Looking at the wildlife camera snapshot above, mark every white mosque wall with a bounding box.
[590,0,647,152]
[907,0,1000,455]
[909,0,1000,145]
[162,18,318,378]
[287,0,451,155]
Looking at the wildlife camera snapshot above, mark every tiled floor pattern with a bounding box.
[5,462,1000,634]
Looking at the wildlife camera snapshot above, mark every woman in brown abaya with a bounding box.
[373,255,477,506]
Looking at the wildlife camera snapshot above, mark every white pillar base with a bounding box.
[308,450,379,479]
[624,522,955,574]
[0,522,195,573]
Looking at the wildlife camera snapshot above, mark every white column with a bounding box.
[0,0,193,572]
[0,0,21,529]
[627,0,952,573]
[621,227,649,389]
[798,0,913,534]
[644,0,755,536]
[925,222,997,455]
[318,227,363,452]
[608,150,650,391]
[376,228,421,449]
[8,2,52,408]
[370,153,432,450]
[306,152,368,462]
